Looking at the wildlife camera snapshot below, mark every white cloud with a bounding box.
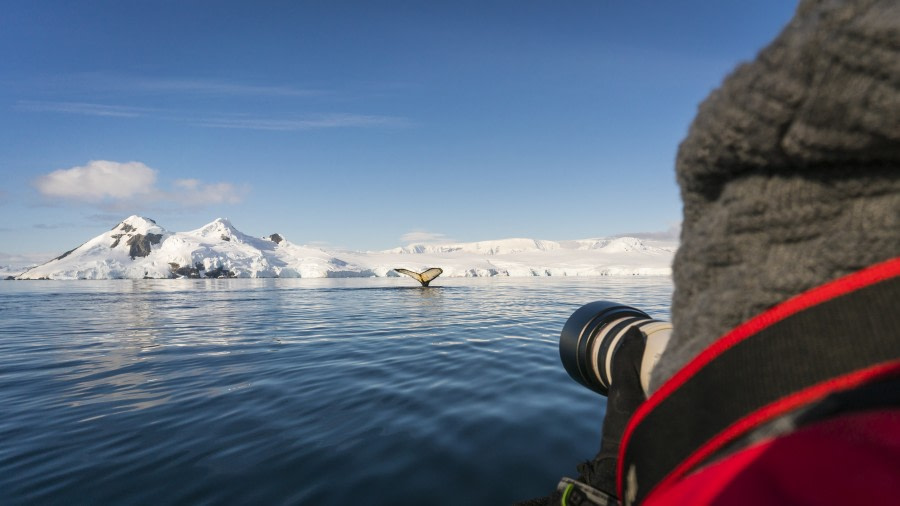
[34,160,158,201]
[401,231,453,244]
[173,178,200,190]
[33,160,247,208]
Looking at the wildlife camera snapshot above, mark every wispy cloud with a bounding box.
[0,251,55,268]
[33,222,79,230]
[86,212,130,224]
[13,72,412,130]
[16,99,410,131]
[71,73,324,98]
[193,113,409,131]
[171,179,248,206]
[33,160,248,210]
[15,100,152,118]
[16,72,324,98]
[123,77,323,97]
[400,231,454,245]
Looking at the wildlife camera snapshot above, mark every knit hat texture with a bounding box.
[650,0,900,391]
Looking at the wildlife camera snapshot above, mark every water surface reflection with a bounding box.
[0,276,672,504]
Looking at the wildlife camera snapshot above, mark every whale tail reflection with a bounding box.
[394,267,443,287]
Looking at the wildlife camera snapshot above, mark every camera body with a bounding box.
[559,301,671,397]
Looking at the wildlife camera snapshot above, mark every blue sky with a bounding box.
[0,0,799,261]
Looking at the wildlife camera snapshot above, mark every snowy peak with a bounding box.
[115,215,161,234]
[190,218,237,237]
[188,218,250,244]
[17,216,172,278]
[108,217,169,259]
[13,216,677,280]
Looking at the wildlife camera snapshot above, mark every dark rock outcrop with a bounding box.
[126,233,163,259]
[205,266,236,278]
[169,262,203,278]
[54,246,79,261]
[268,234,284,244]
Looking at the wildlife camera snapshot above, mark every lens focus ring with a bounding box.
[559,301,651,396]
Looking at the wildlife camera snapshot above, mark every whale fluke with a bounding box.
[394,267,443,287]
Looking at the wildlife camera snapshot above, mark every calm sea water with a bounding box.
[0,277,672,505]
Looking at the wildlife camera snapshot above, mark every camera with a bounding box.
[559,301,671,397]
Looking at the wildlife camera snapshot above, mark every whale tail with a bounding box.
[394,267,443,287]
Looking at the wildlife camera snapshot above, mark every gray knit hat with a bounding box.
[650,0,900,391]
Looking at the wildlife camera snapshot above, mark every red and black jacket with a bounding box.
[617,257,900,505]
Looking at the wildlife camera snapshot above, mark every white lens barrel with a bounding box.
[638,321,672,397]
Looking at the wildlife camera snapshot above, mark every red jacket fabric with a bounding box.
[644,409,900,505]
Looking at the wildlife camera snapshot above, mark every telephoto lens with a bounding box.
[559,301,671,397]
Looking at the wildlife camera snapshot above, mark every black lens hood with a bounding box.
[559,301,650,395]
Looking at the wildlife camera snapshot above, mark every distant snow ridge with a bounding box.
[387,238,560,255]
[564,237,676,253]
[14,216,676,280]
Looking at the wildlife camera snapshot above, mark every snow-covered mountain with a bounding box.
[12,216,676,280]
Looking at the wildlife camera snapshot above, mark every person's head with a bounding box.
[651,0,900,391]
